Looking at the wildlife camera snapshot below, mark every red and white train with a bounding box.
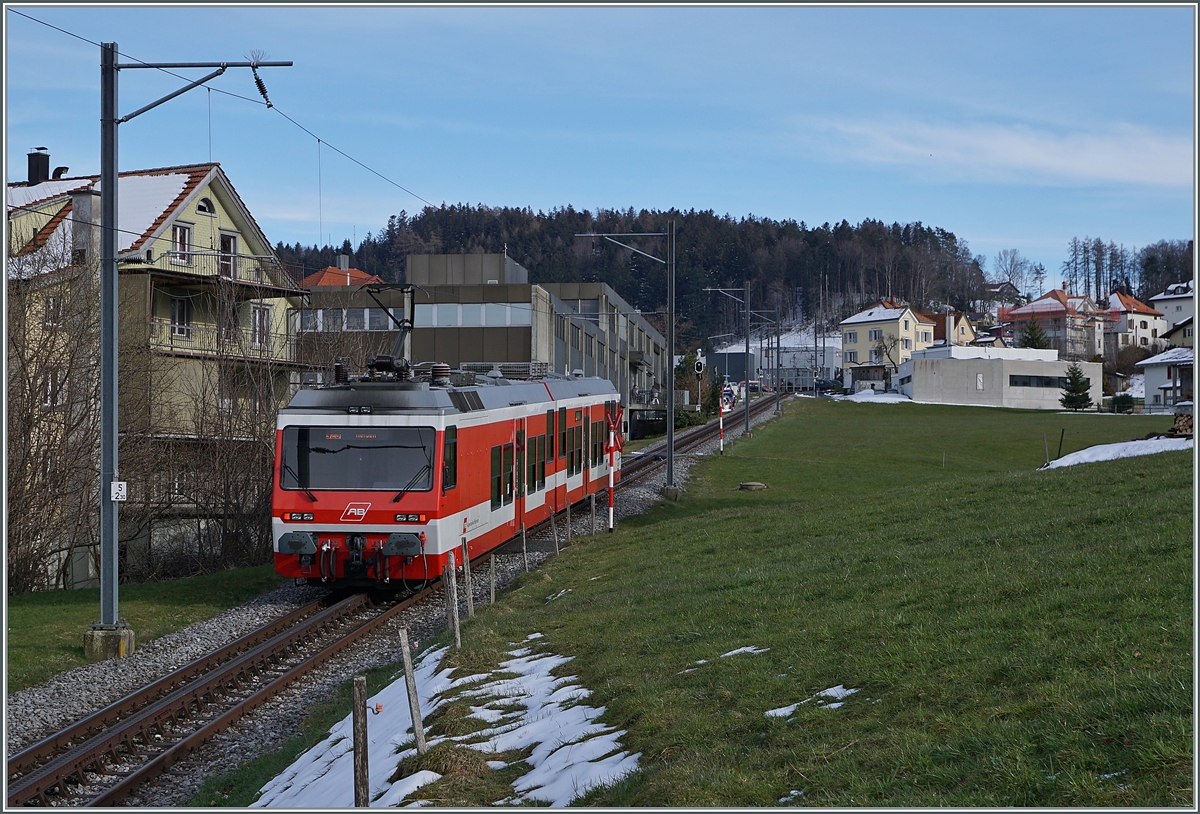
[272,363,622,589]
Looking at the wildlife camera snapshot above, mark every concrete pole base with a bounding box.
[84,626,135,661]
[660,485,682,501]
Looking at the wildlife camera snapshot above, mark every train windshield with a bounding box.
[280,426,435,492]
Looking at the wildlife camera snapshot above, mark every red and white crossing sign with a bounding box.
[605,406,624,452]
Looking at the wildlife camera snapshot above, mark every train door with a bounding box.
[515,418,526,530]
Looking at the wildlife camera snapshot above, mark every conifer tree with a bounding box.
[1020,316,1050,349]
[1059,361,1094,411]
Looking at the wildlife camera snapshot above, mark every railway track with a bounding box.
[7,394,783,807]
[6,590,430,807]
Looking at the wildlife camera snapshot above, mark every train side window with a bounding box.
[443,426,457,491]
[558,407,567,458]
[582,419,589,473]
[537,435,546,489]
[576,425,583,475]
[502,443,514,505]
[547,410,554,459]
[526,432,537,492]
[490,445,502,510]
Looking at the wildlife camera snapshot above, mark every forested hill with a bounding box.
[273,205,1191,348]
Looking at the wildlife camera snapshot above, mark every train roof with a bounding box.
[281,375,617,416]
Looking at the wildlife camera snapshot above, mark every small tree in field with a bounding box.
[1059,362,1094,411]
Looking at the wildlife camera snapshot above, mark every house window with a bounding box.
[219,233,237,278]
[321,309,343,332]
[921,331,931,343]
[197,197,216,215]
[345,308,366,331]
[368,308,390,330]
[44,294,63,329]
[170,296,192,338]
[1152,329,1158,338]
[868,329,883,342]
[1122,334,1129,345]
[251,305,271,348]
[171,224,192,264]
[871,348,883,363]
[903,319,910,330]
[1140,320,1148,329]
[41,368,66,410]
[844,331,857,344]
[1186,328,1194,338]
[846,350,858,363]
[300,309,318,332]
[901,338,912,350]
[1140,337,1148,346]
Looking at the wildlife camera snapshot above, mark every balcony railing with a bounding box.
[131,251,299,291]
[149,319,297,362]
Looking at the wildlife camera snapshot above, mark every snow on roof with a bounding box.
[840,306,908,326]
[1150,280,1194,300]
[1135,347,1194,368]
[1041,437,1192,470]
[7,178,93,212]
[94,173,191,252]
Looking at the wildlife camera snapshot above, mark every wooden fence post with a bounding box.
[399,629,427,755]
[461,539,474,619]
[446,550,461,649]
[352,676,369,807]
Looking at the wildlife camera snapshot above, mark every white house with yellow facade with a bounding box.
[839,299,936,392]
[8,150,306,587]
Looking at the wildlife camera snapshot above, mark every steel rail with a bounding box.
[85,587,433,807]
[6,597,329,780]
[8,593,371,807]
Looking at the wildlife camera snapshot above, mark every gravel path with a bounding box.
[6,397,786,806]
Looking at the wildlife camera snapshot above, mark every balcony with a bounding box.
[149,319,298,363]
[128,251,301,297]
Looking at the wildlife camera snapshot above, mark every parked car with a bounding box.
[815,378,841,392]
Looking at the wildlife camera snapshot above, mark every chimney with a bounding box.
[946,310,954,346]
[27,147,50,186]
[337,254,350,271]
[69,187,101,265]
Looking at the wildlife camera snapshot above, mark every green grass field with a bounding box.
[197,398,1193,807]
[6,565,286,691]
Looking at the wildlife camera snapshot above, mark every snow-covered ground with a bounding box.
[1125,373,1145,399]
[252,634,639,808]
[1042,437,1193,470]
[834,390,911,404]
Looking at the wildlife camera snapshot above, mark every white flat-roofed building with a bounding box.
[897,345,1101,410]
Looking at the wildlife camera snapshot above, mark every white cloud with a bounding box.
[793,116,1194,188]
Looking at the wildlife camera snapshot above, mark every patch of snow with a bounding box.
[779,789,806,802]
[254,642,638,809]
[836,390,912,403]
[546,589,571,601]
[764,703,801,719]
[720,646,770,658]
[1125,373,1145,398]
[1042,437,1192,470]
[525,632,544,640]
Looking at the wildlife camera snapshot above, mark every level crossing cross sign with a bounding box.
[605,406,624,452]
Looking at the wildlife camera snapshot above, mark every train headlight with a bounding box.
[394,513,427,523]
[283,512,315,521]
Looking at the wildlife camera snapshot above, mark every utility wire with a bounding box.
[8,9,435,208]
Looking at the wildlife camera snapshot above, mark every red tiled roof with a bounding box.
[13,200,72,257]
[300,266,386,287]
[1108,291,1163,318]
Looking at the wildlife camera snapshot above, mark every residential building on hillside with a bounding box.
[299,255,385,287]
[1104,290,1168,357]
[999,290,1106,360]
[8,150,304,588]
[896,345,1102,410]
[1149,280,1194,328]
[915,310,978,346]
[1163,316,1193,348]
[839,299,935,391]
[1136,346,1193,411]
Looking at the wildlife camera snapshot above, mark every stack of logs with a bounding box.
[1171,405,1193,437]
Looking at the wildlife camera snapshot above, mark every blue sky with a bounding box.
[5,5,1195,279]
